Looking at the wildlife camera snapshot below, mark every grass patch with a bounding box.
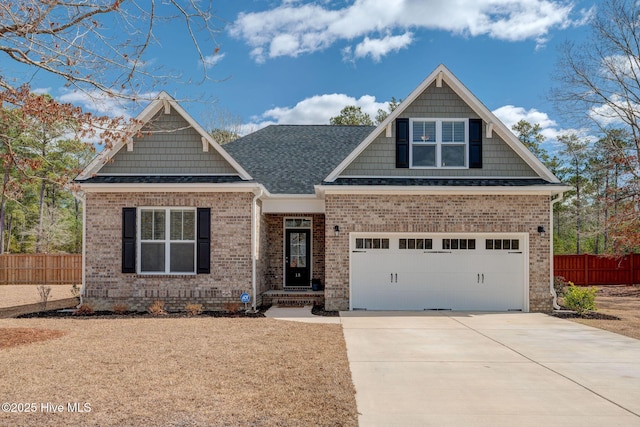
[0,317,357,426]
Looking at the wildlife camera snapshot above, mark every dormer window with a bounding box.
[410,118,468,168]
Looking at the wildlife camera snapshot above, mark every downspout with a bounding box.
[550,192,564,310]
[251,188,264,312]
[72,189,86,307]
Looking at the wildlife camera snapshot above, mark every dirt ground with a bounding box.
[0,317,358,427]
[562,285,640,340]
[0,285,76,309]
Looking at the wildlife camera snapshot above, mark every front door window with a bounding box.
[285,228,311,286]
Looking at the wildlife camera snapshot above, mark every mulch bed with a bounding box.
[312,304,339,316]
[553,311,621,320]
[17,306,270,319]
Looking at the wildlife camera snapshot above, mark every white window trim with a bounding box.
[138,207,197,275]
[409,118,468,169]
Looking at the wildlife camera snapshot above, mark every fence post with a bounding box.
[584,253,589,286]
[631,254,635,285]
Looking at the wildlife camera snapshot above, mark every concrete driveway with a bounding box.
[340,312,640,427]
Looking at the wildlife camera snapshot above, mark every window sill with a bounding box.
[134,274,196,279]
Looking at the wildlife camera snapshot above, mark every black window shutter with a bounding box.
[197,208,211,274]
[469,119,483,169]
[122,208,136,273]
[396,118,410,168]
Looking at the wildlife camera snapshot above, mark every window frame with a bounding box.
[138,207,197,275]
[409,118,468,169]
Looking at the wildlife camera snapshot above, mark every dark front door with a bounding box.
[285,229,311,286]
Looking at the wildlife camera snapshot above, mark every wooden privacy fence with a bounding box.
[554,253,640,286]
[0,254,82,285]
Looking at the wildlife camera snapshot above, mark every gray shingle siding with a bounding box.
[99,110,238,175]
[341,82,538,177]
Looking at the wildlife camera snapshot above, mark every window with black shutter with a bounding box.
[122,208,136,273]
[396,118,409,168]
[197,208,211,274]
[469,118,483,168]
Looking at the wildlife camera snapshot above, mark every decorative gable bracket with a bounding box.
[126,137,133,152]
[486,122,494,138]
[201,136,209,152]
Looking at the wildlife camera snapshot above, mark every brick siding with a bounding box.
[324,194,552,312]
[83,191,255,311]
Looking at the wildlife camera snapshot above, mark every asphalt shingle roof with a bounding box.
[224,125,375,194]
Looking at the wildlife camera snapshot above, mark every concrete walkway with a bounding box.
[341,311,640,427]
[264,305,340,324]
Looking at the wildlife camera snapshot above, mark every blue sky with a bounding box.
[11,0,598,152]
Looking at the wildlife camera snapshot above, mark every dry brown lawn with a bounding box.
[563,285,640,340]
[0,317,358,426]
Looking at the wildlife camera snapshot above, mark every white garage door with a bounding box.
[350,234,527,311]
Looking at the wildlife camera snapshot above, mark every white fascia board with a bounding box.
[262,196,325,214]
[324,64,560,184]
[316,184,572,196]
[79,182,262,193]
[77,92,253,181]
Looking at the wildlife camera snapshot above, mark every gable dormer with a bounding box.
[326,65,560,183]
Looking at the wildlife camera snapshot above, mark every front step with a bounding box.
[262,290,324,307]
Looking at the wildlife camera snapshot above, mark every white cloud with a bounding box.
[354,32,413,61]
[244,93,389,131]
[492,104,591,151]
[57,90,158,118]
[32,87,52,95]
[203,52,226,68]
[230,0,590,62]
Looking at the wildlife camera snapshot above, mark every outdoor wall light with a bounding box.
[334,225,340,237]
[537,226,546,237]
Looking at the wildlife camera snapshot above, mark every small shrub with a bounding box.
[563,283,597,315]
[70,284,81,299]
[74,304,94,315]
[554,276,568,297]
[112,303,129,314]
[185,303,203,316]
[148,300,167,316]
[223,302,240,313]
[37,285,52,310]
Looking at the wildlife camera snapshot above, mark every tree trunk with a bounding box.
[36,180,46,253]
[0,163,10,255]
[5,214,12,253]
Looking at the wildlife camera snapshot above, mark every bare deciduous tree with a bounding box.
[553,0,640,252]
[0,1,222,100]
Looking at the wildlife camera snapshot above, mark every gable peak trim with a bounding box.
[324,64,560,183]
[77,93,252,181]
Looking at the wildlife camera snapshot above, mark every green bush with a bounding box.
[563,283,597,315]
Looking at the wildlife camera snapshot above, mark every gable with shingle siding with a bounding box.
[98,109,239,176]
[340,81,537,178]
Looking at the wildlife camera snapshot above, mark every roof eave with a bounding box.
[316,184,572,196]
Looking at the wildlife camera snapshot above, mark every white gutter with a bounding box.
[550,192,565,310]
[251,188,264,312]
[316,184,572,196]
